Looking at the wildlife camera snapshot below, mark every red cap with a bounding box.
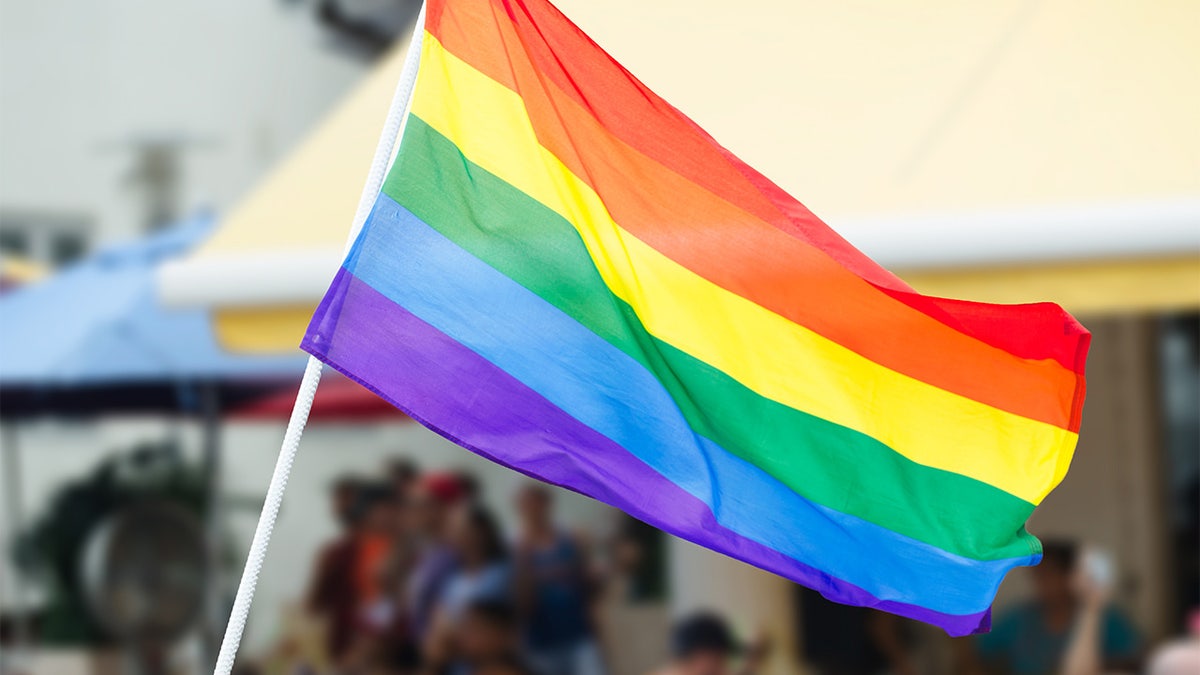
[420,472,467,505]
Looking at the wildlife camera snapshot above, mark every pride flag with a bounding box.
[304,0,1090,634]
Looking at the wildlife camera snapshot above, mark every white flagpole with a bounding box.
[211,5,427,674]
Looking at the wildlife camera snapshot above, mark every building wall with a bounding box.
[0,0,365,259]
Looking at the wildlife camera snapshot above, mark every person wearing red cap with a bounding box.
[405,472,469,649]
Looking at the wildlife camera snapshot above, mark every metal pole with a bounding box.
[1,423,34,665]
[199,383,223,673]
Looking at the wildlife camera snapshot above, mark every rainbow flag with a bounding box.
[304,0,1090,634]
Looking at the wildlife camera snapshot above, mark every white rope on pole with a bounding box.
[211,6,427,675]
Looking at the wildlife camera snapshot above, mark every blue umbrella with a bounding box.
[0,215,306,416]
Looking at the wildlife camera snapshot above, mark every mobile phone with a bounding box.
[1082,548,1114,590]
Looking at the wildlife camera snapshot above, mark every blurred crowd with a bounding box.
[3,451,1198,675]
[239,455,1200,675]
[802,537,1200,675]
[959,540,1200,675]
[254,460,768,675]
[9,446,1183,675]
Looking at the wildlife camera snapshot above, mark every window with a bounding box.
[49,230,87,265]
[0,212,92,266]
[0,228,30,257]
[1159,313,1200,630]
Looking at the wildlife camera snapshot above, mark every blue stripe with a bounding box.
[344,192,1036,615]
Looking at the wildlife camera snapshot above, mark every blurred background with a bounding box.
[1,2,1197,675]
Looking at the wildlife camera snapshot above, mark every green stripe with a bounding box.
[384,116,1040,562]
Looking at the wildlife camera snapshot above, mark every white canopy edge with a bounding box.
[838,196,1200,272]
[159,196,1200,309]
[159,248,345,308]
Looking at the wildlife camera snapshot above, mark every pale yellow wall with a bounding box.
[899,256,1200,316]
[554,0,1200,221]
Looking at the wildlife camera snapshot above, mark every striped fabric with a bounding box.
[303,0,1090,635]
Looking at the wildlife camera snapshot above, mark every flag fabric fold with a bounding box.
[303,0,1090,635]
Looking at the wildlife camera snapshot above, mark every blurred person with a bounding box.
[355,483,402,622]
[512,484,606,675]
[866,612,922,675]
[375,462,426,673]
[366,535,424,675]
[1147,647,1200,675]
[433,600,534,675]
[306,475,366,663]
[425,504,514,669]
[1059,550,1117,675]
[408,472,471,645]
[454,469,483,504]
[646,612,768,675]
[340,484,405,673]
[332,475,366,524]
[1063,588,1199,675]
[262,604,331,675]
[472,660,535,675]
[1144,609,1200,675]
[440,503,513,619]
[331,471,448,674]
[388,457,422,501]
[800,586,924,675]
[963,541,1141,675]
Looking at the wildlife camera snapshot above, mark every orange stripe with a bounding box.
[426,0,1081,430]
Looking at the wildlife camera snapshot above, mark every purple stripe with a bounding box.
[302,268,991,635]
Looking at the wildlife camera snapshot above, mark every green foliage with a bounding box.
[11,439,211,646]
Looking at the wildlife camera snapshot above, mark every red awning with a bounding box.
[233,373,409,422]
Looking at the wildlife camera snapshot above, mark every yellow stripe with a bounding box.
[409,33,1077,504]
